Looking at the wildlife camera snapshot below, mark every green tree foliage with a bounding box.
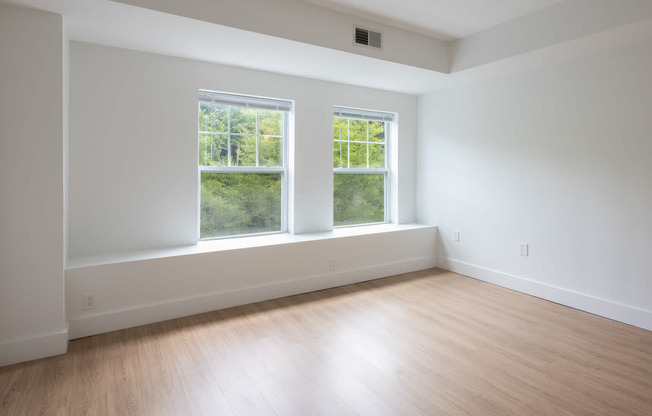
[333,174,384,226]
[198,105,388,237]
[334,118,385,168]
[199,104,283,168]
[333,117,387,226]
[199,103,284,238]
[201,173,281,238]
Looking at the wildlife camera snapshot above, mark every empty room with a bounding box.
[1,0,651,414]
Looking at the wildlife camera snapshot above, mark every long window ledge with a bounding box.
[66,223,434,270]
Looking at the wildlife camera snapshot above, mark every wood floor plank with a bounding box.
[2,268,652,415]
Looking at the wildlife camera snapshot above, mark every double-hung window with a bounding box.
[333,106,393,227]
[198,90,291,239]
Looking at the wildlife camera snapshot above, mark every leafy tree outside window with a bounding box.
[199,91,290,239]
[333,107,393,227]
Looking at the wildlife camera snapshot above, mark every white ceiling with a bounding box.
[301,0,563,40]
[2,0,652,95]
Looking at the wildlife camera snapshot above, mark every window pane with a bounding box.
[369,143,385,168]
[201,173,282,238]
[199,134,228,166]
[368,121,385,143]
[199,103,228,133]
[211,135,229,166]
[258,110,282,136]
[349,119,366,142]
[259,136,282,167]
[213,106,229,133]
[333,117,345,141]
[349,142,367,168]
[199,103,212,132]
[334,173,384,226]
[230,135,256,166]
[333,140,348,168]
[199,134,212,166]
[230,107,257,135]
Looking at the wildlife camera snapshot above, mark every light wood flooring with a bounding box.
[2,268,652,415]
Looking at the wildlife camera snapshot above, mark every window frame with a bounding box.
[333,106,393,227]
[198,90,290,240]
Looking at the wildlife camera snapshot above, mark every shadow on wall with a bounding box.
[435,227,448,261]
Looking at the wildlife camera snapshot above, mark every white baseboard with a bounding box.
[68,256,436,339]
[438,257,652,331]
[0,325,68,367]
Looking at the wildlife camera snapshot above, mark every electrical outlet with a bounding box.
[520,243,529,257]
[83,293,95,310]
[453,231,460,242]
[329,259,336,271]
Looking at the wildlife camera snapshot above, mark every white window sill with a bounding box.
[66,223,434,270]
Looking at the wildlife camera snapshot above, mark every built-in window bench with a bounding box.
[65,224,437,339]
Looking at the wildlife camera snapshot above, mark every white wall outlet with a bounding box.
[83,293,95,310]
[453,231,460,242]
[520,243,529,257]
[329,259,336,271]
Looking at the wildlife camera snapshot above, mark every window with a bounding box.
[198,91,291,239]
[333,106,393,227]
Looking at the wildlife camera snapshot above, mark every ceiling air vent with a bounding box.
[354,27,381,48]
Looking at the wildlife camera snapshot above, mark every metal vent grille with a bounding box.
[355,27,381,48]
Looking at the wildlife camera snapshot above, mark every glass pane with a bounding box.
[349,119,366,142]
[199,134,228,166]
[230,107,257,135]
[258,110,282,136]
[211,135,229,166]
[199,103,228,133]
[368,121,385,143]
[333,173,384,226]
[213,106,229,133]
[333,117,344,141]
[369,143,385,168]
[259,136,282,167]
[199,134,212,166]
[349,142,367,168]
[333,140,348,168]
[230,135,256,166]
[199,103,211,132]
[201,173,282,238]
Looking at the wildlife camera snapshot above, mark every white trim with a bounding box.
[68,255,436,339]
[0,325,68,367]
[281,111,289,232]
[333,168,387,174]
[201,166,286,174]
[437,257,652,331]
[68,223,432,269]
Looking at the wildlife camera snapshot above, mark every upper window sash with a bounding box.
[199,91,290,169]
[333,115,389,170]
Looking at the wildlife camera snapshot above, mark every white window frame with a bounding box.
[333,106,393,227]
[198,90,291,239]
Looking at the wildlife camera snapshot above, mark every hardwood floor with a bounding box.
[2,268,651,415]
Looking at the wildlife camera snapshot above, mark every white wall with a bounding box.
[418,36,652,329]
[113,0,449,73]
[451,0,652,72]
[0,5,68,366]
[68,41,418,256]
[66,42,430,338]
